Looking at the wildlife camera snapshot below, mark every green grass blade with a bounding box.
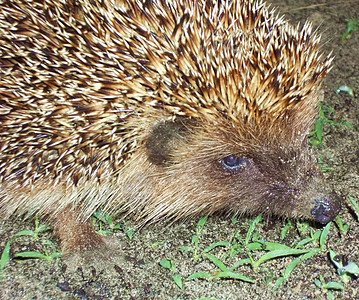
[0,241,10,270]
[253,249,309,269]
[245,215,262,245]
[204,254,228,272]
[319,222,331,250]
[202,241,230,253]
[186,272,212,280]
[172,273,183,289]
[14,251,48,260]
[283,248,320,279]
[213,271,254,283]
[229,258,252,271]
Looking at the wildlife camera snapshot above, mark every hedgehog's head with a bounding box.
[115,0,340,223]
[139,111,341,224]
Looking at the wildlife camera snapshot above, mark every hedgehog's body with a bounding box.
[0,0,340,253]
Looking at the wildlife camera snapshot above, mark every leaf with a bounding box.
[262,242,292,251]
[314,119,323,143]
[49,252,61,259]
[280,221,292,240]
[314,279,322,288]
[202,241,230,253]
[283,248,320,279]
[204,254,228,272]
[312,230,321,241]
[342,261,359,275]
[13,230,35,237]
[274,276,285,289]
[245,215,262,245]
[329,249,340,268]
[197,216,208,228]
[253,249,309,269]
[324,281,345,290]
[246,242,263,251]
[172,273,183,289]
[191,235,198,244]
[229,258,252,271]
[348,195,359,222]
[159,259,172,270]
[38,224,51,233]
[319,222,331,250]
[0,241,10,270]
[112,224,123,230]
[335,85,354,97]
[186,272,212,280]
[126,229,134,240]
[213,271,254,283]
[296,237,315,249]
[178,246,191,252]
[14,251,48,260]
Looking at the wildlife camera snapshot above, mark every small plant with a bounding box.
[14,241,61,262]
[314,274,344,299]
[179,216,211,262]
[176,216,338,289]
[309,102,353,146]
[335,85,354,97]
[13,215,51,240]
[160,258,183,289]
[295,220,310,236]
[317,156,332,173]
[13,216,60,262]
[280,220,294,241]
[348,195,359,222]
[334,215,349,238]
[92,211,134,240]
[309,103,353,145]
[329,249,359,284]
[273,222,332,289]
[341,17,359,40]
[179,216,254,283]
[186,253,254,283]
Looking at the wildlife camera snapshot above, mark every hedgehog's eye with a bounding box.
[220,155,250,172]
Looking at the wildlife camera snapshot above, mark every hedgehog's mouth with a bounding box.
[310,192,342,223]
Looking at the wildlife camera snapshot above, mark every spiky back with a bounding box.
[108,0,332,124]
[0,0,331,187]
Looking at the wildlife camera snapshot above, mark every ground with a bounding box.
[1,0,359,299]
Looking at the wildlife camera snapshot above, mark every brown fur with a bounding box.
[0,0,340,254]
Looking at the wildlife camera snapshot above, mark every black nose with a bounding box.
[311,192,341,223]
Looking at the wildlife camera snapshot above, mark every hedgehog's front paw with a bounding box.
[61,235,126,273]
[52,206,126,271]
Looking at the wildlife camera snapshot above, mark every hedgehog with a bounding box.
[0,0,341,255]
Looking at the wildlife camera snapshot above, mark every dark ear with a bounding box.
[146,117,194,165]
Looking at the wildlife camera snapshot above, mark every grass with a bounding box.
[309,102,353,146]
[341,16,359,40]
[92,211,134,240]
[12,216,60,262]
[158,210,358,296]
[1,198,358,297]
[160,258,183,289]
[0,241,10,280]
[0,216,60,273]
[348,195,359,222]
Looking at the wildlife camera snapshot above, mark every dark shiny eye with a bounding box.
[220,155,250,172]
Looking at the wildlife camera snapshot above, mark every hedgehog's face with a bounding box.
[136,116,341,223]
[216,151,341,224]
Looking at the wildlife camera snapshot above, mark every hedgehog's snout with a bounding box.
[310,192,341,223]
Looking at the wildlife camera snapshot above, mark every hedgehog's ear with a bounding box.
[146,117,195,165]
